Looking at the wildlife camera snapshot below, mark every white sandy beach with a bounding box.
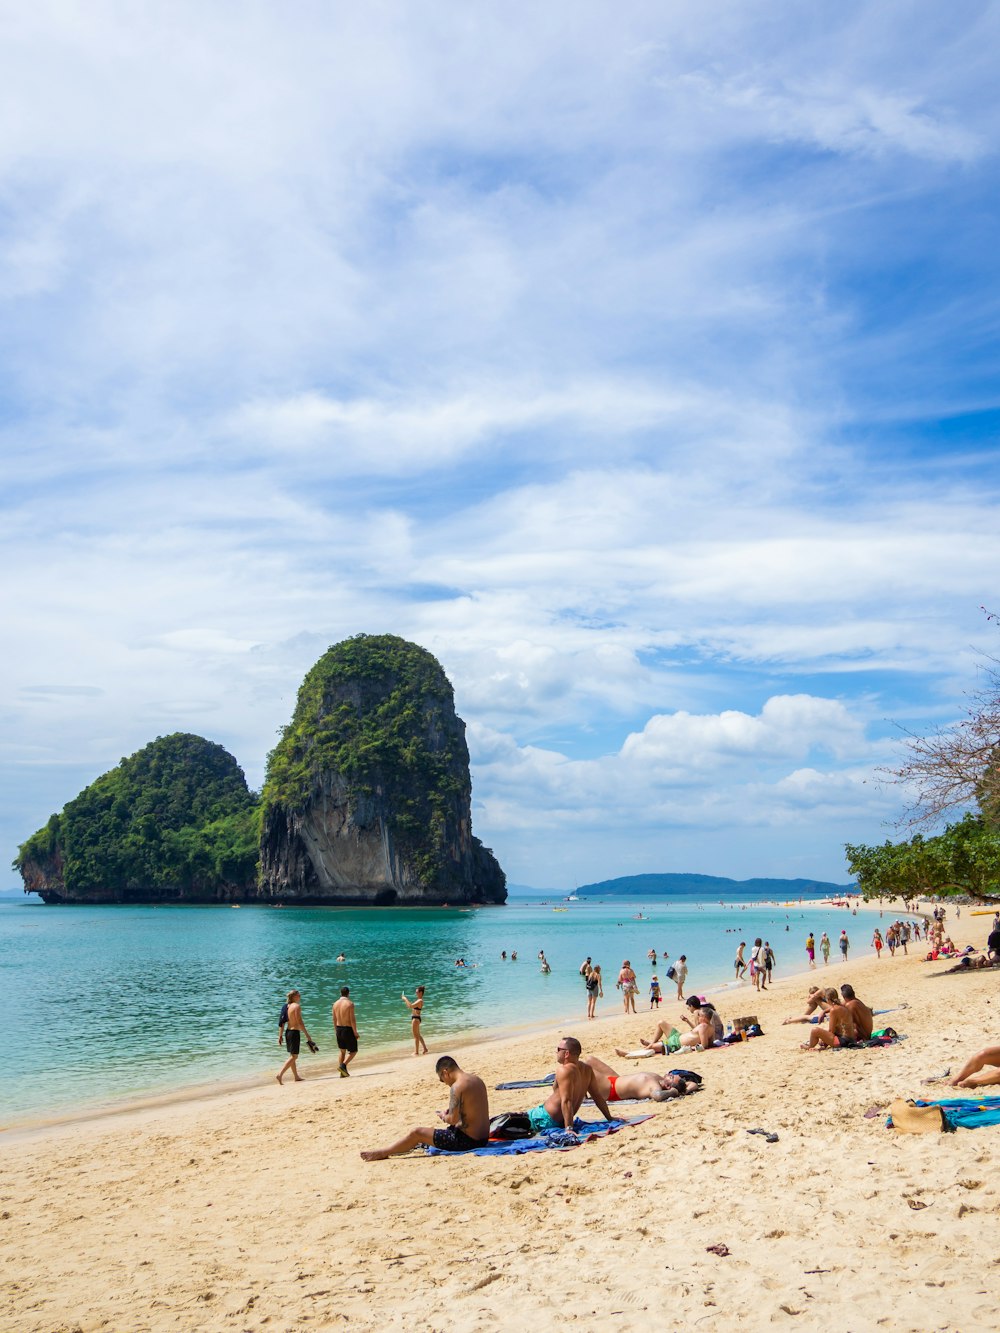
[2,903,998,1332]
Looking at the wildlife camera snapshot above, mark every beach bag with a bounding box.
[888,1099,945,1133]
[665,965,676,980]
[489,1112,534,1141]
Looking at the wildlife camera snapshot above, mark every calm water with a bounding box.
[0,894,866,1125]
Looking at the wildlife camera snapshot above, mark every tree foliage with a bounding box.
[846,814,1000,901]
[14,733,259,897]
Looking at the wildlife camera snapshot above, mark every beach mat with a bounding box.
[887,1096,1000,1131]
[424,1114,654,1156]
[494,1074,555,1090]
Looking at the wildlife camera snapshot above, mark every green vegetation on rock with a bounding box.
[14,733,259,901]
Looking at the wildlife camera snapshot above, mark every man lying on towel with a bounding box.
[500,1036,614,1134]
[360,1055,490,1160]
[584,1055,702,1102]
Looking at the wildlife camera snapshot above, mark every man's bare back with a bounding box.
[448,1069,491,1140]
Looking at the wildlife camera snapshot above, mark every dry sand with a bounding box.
[2,904,999,1332]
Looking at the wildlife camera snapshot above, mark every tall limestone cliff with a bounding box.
[258,634,506,905]
[15,733,259,903]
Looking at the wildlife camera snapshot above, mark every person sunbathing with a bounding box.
[678,997,724,1050]
[584,1054,701,1102]
[800,1001,859,1050]
[614,998,722,1058]
[614,1014,678,1058]
[948,1044,1000,1088]
[501,1036,614,1134]
[781,985,825,1024]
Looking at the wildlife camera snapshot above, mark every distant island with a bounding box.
[575,872,854,898]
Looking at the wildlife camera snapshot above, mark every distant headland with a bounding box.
[575,872,854,898]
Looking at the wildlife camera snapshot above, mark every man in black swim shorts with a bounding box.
[332,986,359,1077]
[360,1056,491,1160]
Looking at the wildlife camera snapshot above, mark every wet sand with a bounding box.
[1,904,997,1331]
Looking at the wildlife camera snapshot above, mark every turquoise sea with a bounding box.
[0,894,868,1127]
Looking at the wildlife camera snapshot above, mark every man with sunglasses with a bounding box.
[505,1037,614,1135]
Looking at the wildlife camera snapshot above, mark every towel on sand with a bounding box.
[889,1096,1000,1131]
[424,1115,654,1156]
[494,1074,555,1090]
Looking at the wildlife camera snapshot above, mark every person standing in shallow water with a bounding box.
[402,985,429,1055]
[820,932,831,965]
[805,933,816,968]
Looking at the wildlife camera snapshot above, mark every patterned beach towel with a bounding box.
[424,1114,654,1156]
[888,1096,1000,1131]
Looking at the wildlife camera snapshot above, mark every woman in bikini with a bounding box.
[586,964,603,1019]
[402,985,429,1055]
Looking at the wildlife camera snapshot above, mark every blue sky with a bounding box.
[3,2,999,889]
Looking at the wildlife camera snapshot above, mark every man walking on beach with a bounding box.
[507,1036,614,1132]
[673,955,688,1000]
[360,1056,490,1159]
[332,986,359,1077]
[277,990,317,1085]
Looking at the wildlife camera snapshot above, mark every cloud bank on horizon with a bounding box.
[3,2,999,889]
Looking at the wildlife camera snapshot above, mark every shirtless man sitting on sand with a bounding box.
[505,1036,614,1132]
[948,1044,1000,1088]
[584,1055,702,1103]
[360,1056,490,1159]
[839,984,874,1040]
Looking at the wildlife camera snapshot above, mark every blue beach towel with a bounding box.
[424,1114,654,1156]
[890,1096,1000,1131]
[494,1074,555,1090]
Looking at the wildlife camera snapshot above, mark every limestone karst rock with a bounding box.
[258,634,506,904]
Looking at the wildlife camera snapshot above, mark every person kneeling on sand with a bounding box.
[504,1036,614,1132]
[360,1056,490,1160]
[584,1055,702,1102]
[947,1044,1000,1088]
